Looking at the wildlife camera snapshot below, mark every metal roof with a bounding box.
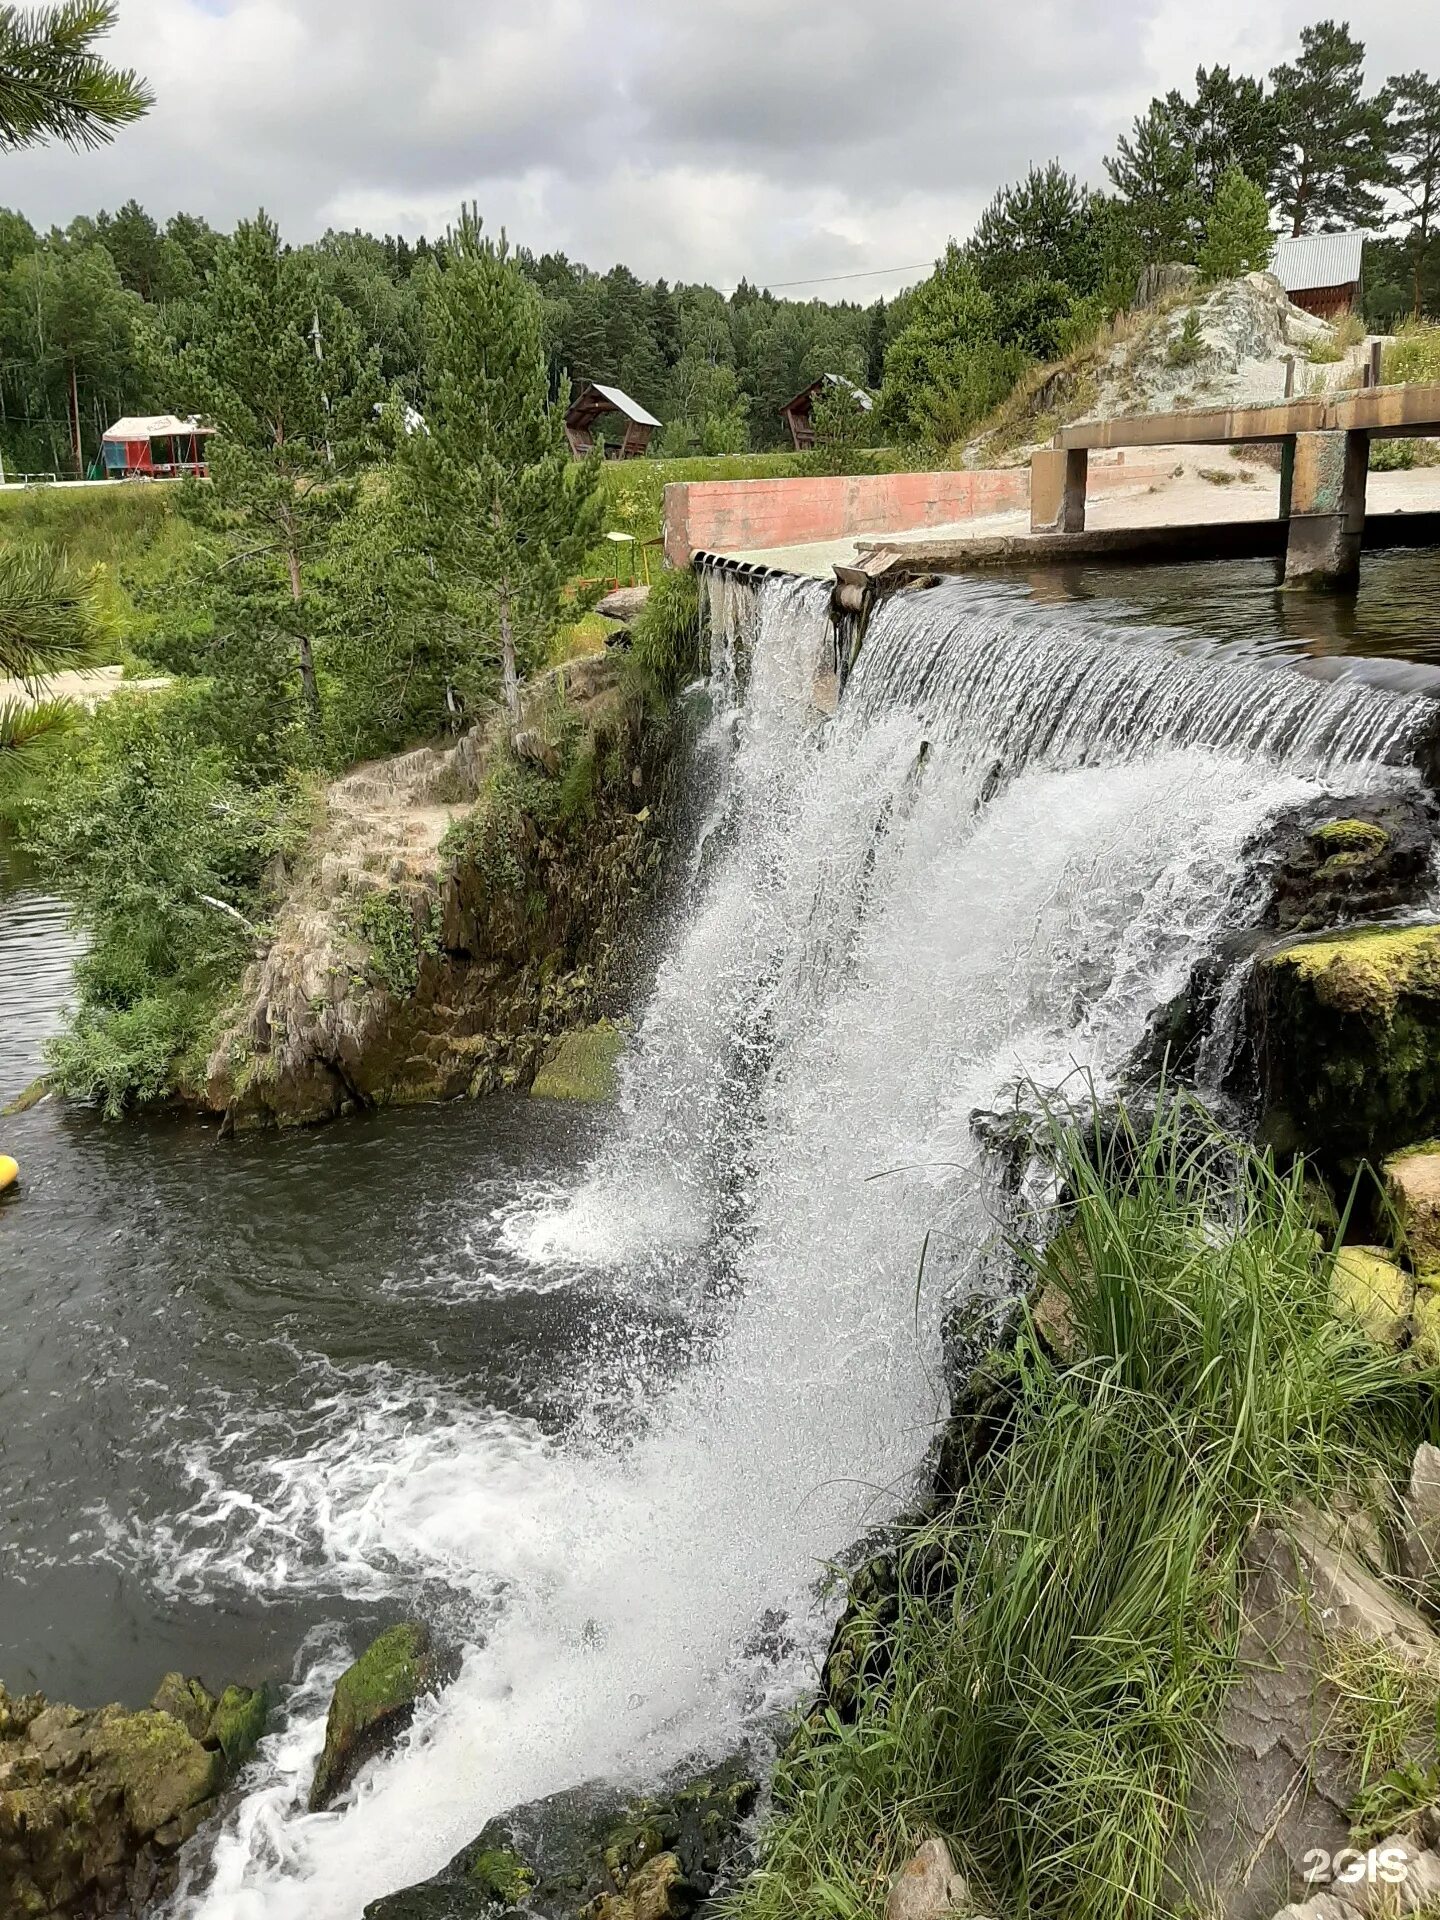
[1270,231,1365,294]
[576,383,662,428]
[103,413,215,441]
[780,373,875,415]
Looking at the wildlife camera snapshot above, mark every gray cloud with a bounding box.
[0,0,1433,295]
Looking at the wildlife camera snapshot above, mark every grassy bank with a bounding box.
[733,1100,1437,1920]
[0,484,196,665]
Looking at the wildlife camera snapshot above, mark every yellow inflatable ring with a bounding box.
[0,1155,19,1192]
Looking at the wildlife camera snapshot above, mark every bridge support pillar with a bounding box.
[1030,447,1087,533]
[1284,429,1368,589]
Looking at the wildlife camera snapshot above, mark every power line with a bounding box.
[729,260,934,293]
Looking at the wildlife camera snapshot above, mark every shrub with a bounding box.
[630,566,701,698]
[22,686,304,1113]
[1167,309,1206,367]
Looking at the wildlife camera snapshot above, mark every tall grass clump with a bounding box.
[630,565,701,699]
[1384,323,1440,387]
[733,1097,1437,1920]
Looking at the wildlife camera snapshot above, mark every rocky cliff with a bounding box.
[203,654,678,1129]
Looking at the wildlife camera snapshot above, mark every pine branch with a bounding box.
[0,0,152,153]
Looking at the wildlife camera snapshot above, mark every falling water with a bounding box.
[172,571,1432,1919]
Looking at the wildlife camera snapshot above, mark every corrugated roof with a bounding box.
[103,413,215,441]
[779,373,875,415]
[1271,231,1365,294]
[584,383,662,428]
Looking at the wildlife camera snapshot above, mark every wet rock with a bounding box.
[1247,924,1440,1163]
[0,1670,261,1920]
[212,1682,269,1770]
[884,1837,973,1919]
[151,1672,217,1742]
[363,1756,759,1920]
[310,1623,438,1812]
[1330,1246,1414,1347]
[530,1020,626,1102]
[1259,799,1435,938]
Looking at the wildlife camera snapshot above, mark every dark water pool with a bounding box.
[0,848,638,1708]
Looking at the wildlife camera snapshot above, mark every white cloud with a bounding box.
[0,0,1433,292]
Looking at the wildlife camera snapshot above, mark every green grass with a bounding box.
[1384,324,1440,387]
[731,1097,1437,1920]
[0,483,197,666]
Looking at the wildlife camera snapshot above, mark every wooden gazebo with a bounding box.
[779,374,873,451]
[565,383,661,460]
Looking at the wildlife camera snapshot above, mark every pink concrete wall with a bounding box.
[663,451,1178,566]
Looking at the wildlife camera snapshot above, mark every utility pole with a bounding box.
[310,308,334,467]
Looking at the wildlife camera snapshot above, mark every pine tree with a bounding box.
[1270,21,1392,235]
[1198,168,1274,279]
[174,211,380,731]
[396,207,604,731]
[1386,73,1440,316]
[0,0,148,150]
[1105,101,1204,262]
[1170,65,1281,203]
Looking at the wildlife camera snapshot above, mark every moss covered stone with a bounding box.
[309,1623,436,1813]
[466,1844,535,1901]
[212,1683,268,1770]
[1331,1245,1414,1345]
[530,1020,626,1102]
[89,1708,225,1836]
[1250,924,1440,1160]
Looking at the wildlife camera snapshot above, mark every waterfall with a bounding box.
[173,572,1432,1920]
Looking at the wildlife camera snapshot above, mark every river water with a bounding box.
[1,558,1437,1918]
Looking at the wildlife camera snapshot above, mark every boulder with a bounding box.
[1248,924,1440,1162]
[1260,802,1435,938]
[1385,1148,1440,1271]
[530,1021,626,1103]
[885,1837,973,1919]
[0,1669,265,1920]
[1330,1246,1414,1347]
[595,586,651,626]
[1172,1509,1440,1919]
[310,1623,438,1812]
[363,1756,758,1920]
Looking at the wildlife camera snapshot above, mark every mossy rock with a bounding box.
[1250,924,1440,1161]
[150,1673,216,1743]
[89,1708,225,1837]
[530,1021,625,1102]
[212,1682,269,1770]
[1331,1245,1414,1347]
[366,1758,757,1919]
[309,1623,437,1812]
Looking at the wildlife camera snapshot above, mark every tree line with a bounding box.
[0,15,1435,480]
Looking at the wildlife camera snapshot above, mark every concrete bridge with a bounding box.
[1030,383,1440,587]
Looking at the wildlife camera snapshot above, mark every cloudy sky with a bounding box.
[4,0,1433,294]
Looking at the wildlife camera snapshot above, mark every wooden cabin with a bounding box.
[1270,232,1365,322]
[101,414,215,479]
[779,374,874,451]
[565,383,661,460]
